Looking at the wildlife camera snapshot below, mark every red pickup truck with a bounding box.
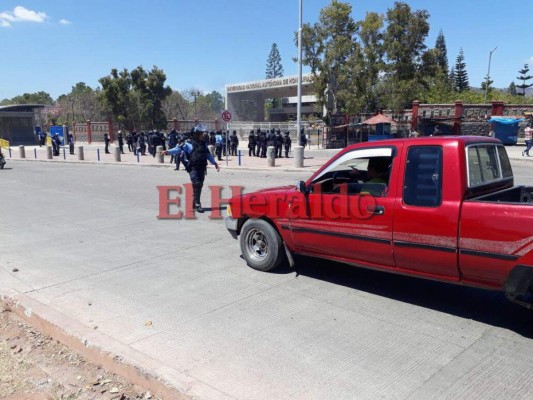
[225,137,533,309]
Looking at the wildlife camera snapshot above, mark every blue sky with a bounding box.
[1,0,532,100]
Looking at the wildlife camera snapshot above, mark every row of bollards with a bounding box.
[12,144,305,168]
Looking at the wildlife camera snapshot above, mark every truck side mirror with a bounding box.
[296,180,307,194]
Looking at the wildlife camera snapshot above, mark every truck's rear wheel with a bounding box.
[240,219,284,272]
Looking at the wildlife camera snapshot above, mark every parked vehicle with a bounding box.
[225,136,533,309]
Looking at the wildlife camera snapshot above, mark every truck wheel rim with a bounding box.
[245,228,268,261]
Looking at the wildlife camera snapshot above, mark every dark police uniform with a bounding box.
[255,129,261,157]
[104,133,111,154]
[230,131,238,156]
[283,131,292,158]
[275,130,283,158]
[248,130,256,157]
[165,125,219,213]
[117,132,125,154]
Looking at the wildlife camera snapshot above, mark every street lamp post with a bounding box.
[191,90,201,118]
[484,46,497,102]
[296,0,303,143]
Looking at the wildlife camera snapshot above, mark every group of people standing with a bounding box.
[113,130,169,157]
[247,129,293,159]
[207,130,239,161]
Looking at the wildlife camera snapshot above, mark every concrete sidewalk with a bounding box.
[1,143,337,172]
[3,141,532,172]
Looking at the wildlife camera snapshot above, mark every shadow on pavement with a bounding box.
[289,256,533,338]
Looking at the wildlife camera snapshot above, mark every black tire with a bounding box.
[240,219,285,272]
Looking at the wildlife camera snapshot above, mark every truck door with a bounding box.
[392,145,460,281]
[288,146,398,269]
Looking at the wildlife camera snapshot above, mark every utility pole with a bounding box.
[484,46,497,102]
[296,0,303,143]
[191,90,201,118]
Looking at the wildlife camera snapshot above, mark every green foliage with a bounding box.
[481,76,494,98]
[99,66,171,130]
[508,82,517,96]
[454,48,469,92]
[435,30,449,73]
[299,0,358,116]
[346,11,385,112]
[516,64,533,96]
[383,2,430,81]
[205,91,225,114]
[3,91,54,105]
[266,43,284,79]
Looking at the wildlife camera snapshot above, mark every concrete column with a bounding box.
[411,101,420,132]
[46,145,53,159]
[267,146,276,167]
[156,146,164,163]
[453,101,463,135]
[114,146,121,162]
[294,146,304,168]
[18,145,26,159]
[77,146,84,161]
[208,145,215,158]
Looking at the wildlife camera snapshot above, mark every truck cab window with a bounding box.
[467,144,512,187]
[310,148,395,197]
[403,146,443,207]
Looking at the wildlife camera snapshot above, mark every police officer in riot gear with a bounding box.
[215,130,223,161]
[248,130,256,157]
[162,125,220,213]
[283,131,292,158]
[230,130,239,156]
[255,129,261,157]
[117,131,125,154]
[275,129,283,158]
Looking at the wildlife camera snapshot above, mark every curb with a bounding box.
[2,157,322,173]
[0,288,232,400]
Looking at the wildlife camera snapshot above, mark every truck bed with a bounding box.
[470,186,533,204]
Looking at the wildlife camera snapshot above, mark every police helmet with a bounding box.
[192,124,207,134]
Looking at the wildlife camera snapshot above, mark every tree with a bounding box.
[99,68,136,130]
[454,48,469,92]
[6,91,54,105]
[516,64,533,96]
[343,11,384,112]
[508,81,517,96]
[481,76,494,98]
[266,43,284,79]
[298,0,358,118]
[265,43,284,114]
[297,23,323,74]
[162,90,188,120]
[131,66,172,129]
[434,30,448,74]
[381,2,431,110]
[383,2,430,81]
[99,66,171,130]
[54,83,105,126]
[205,91,224,114]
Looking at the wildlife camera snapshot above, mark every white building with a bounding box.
[225,74,319,122]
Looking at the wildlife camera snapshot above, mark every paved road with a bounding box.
[1,158,532,400]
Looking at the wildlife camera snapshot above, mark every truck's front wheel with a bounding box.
[240,219,284,272]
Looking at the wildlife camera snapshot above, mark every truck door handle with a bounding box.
[368,205,385,215]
